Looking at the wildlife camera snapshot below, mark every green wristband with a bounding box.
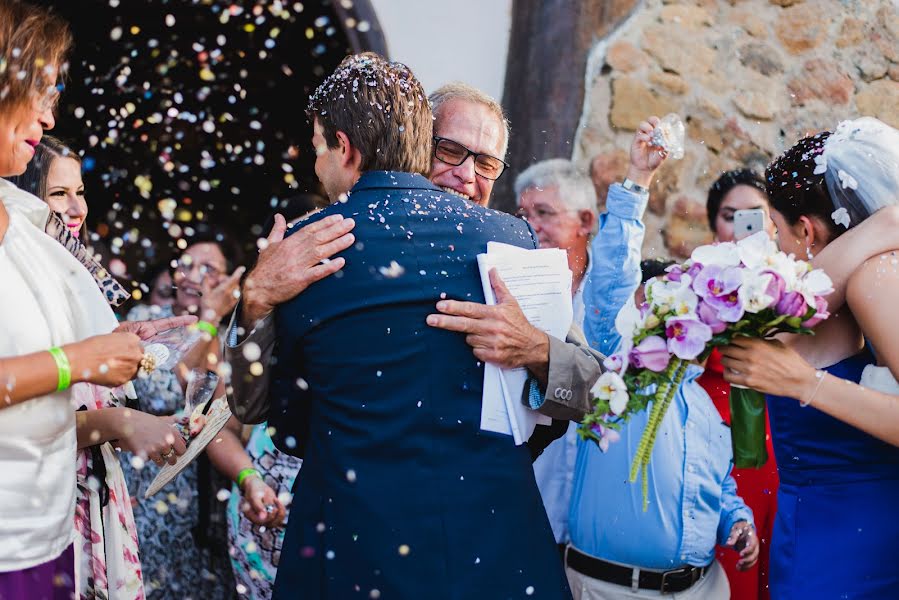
[48,347,71,392]
[237,467,260,488]
[196,320,218,337]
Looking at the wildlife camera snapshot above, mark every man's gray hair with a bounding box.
[429,82,510,158]
[514,159,597,213]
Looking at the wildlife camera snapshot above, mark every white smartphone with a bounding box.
[733,209,766,241]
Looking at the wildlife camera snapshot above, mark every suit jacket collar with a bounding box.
[351,171,439,193]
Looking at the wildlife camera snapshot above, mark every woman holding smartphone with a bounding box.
[699,169,779,600]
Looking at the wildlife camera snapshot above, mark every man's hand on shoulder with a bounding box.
[241,213,356,327]
[426,269,550,382]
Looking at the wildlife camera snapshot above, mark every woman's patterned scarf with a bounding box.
[44,211,131,307]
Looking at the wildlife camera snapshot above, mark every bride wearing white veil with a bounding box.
[719,117,899,599]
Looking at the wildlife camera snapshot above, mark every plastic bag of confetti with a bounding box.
[139,326,203,374]
[649,113,686,160]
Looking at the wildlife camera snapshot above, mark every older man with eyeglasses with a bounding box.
[423,84,610,448]
[514,160,598,300]
[428,82,509,207]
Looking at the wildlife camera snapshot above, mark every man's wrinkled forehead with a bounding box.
[433,99,506,159]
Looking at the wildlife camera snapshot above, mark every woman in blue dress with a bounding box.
[720,118,899,599]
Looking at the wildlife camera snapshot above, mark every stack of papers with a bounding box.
[477,242,574,444]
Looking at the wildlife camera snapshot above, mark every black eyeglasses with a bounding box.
[432,137,509,181]
[174,257,223,280]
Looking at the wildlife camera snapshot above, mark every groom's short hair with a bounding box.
[307,52,432,176]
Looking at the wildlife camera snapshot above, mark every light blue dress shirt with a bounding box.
[582,183,649,359]
[569,366,752,569]
[569,183,753,568]
[532,183,647,544]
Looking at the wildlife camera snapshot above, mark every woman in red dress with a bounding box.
[698,169,779,600]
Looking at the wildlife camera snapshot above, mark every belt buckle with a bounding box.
[659,566,691,595]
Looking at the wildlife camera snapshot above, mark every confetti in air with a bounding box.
[48,0,360,289]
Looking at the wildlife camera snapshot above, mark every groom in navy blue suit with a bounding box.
[259,54,571,598]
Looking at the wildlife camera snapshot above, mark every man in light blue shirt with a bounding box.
[517,122,668,546]
[566,128,759,596]
[566,361,755,598]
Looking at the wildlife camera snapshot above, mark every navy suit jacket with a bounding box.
[270,172,570,599]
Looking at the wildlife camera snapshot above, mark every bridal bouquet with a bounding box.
[578,232,833,508]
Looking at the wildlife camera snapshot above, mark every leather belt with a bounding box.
[565,546,709,594]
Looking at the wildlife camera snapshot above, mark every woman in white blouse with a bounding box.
[0,3,149,597]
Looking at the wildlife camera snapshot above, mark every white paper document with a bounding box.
[477,242,574,444]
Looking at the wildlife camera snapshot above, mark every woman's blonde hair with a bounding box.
[0,0,72,113]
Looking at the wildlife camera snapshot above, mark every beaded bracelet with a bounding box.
[237,467,260,488]
[801,370,826,407]
[47,347,72,392]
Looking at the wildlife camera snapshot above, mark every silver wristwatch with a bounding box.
[621,178,649,195]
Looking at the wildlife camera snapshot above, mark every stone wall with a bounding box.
[572,0,899,258]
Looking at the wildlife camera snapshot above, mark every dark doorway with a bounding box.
[36,0,384,289]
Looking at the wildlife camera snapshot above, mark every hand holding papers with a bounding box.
[476,242,574,444]
[144,396,233,498]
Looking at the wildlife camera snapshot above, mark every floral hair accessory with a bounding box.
[831,207,851,229]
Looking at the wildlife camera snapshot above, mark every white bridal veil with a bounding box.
[817,117,899,229]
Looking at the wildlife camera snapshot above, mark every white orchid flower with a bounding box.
[646,279,667,312]
[736,231,778,270]
[832,206,851,229]
[797,268,834,307]
[813,152,827,175]
[766,251,800,290]
[691,241,741,267]
[615,297,641,340]
[591,371,629,416]
[650,276,699,317]
[647,276,675,305]
[791,257,812,278]
[672,286,699,317]
[739,271,775,313]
